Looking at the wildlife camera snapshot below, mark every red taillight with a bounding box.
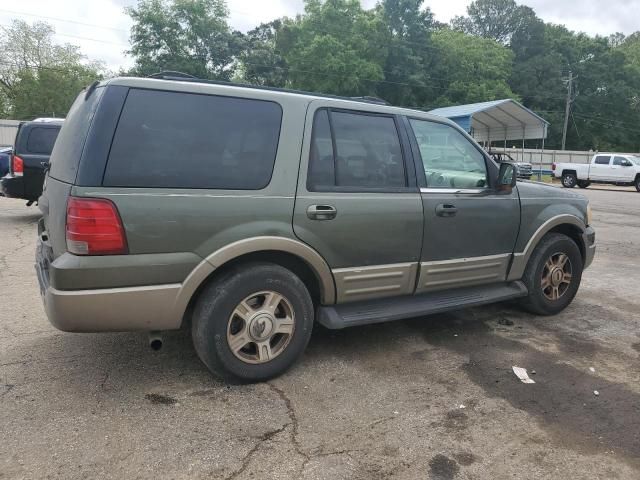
[66,197,128,255]
[552,163,556,171]
[12,155,24,176]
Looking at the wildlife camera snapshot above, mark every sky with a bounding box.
[0,0,638,71]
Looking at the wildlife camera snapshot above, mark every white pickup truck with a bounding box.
[553,154,640,192]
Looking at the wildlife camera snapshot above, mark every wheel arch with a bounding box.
[173,237,336,327]
[508,214,586,281]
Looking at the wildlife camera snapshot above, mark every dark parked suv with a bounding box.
[37,77,595,382]
[1,119,63,203]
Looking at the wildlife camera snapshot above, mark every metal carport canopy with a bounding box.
[429,99,549,142]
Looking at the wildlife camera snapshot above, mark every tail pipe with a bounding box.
[148,331,163,351]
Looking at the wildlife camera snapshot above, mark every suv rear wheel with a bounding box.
[561,172,577,188]
[519,233,583,315]
[192,263,314,382]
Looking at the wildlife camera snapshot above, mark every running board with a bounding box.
[317,281,528,329]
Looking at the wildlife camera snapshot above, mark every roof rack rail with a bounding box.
[143,72,393,107]
[350,96,389,105]
[148,71,197,80]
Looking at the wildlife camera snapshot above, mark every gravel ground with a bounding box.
[1,187,639,480]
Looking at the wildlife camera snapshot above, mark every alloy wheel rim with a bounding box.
[226,291,295,364]
[541,252,572,301]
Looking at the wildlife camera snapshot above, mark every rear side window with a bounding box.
[307,108,406,191]
[26,127,59,154]
[103,89,282,190]
[308,110,335,189]
[594,156,610,165]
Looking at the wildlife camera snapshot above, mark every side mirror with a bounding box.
[497,162,517,192]
[622,160,632,167]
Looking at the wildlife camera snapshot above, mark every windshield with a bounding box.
[630,156,640,165]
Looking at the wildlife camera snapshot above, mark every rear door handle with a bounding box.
[435,204,457,217]
[307,204,337,220]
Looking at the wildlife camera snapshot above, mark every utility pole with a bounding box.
[561,71,574,151]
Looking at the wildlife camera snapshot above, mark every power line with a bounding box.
[0,60,102,77]
[0,8,128,33]
[239,60,513,95]
[0,23,129,47]
[572,112,640,134]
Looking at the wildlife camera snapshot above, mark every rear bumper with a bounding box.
[1,174,25,199]
[42,283,183,332]
[35,234,198,332]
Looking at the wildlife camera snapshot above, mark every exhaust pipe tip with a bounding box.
[148,332,163,351]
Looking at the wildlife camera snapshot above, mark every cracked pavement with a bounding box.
[1,188,640,479]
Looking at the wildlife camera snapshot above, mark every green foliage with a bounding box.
[430,29,516,105]
[451,0,537,45]
[0,20,104,120]
[126,0,242,79]
[374,0,436,106]
[238,20,288,87]
[274,0,387,96]
[3,0,637,151]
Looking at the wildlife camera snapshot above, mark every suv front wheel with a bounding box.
[519,233,583,315]
[192,263,314,382]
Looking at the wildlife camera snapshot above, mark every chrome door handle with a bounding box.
[435,204,457,217]
[307,204,337,220]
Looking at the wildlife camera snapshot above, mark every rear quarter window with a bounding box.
[49,86,105,184]
[103,89,283,190]
[26,127,60,154]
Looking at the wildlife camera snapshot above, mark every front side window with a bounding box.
[594,156,611,165]
[409,119,488,189]
[307,109,406,190]
[613,156,629,166]
[104,89,282,189]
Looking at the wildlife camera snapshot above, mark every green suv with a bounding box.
[36,76,596,382]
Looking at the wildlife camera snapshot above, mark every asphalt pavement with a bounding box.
[1,186,639,479]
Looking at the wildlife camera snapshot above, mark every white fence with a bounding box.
[0,120,20,147]
[494,147,640,173]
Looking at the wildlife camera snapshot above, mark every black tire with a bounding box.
[635,176,640,192]
[561,172,577,188]
[577,180,590,189]
[519,233,583,316]
[192,263,314,382]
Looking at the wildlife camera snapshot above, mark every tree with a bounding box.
[451,0,539,46]
[0,20,104,119]
[237,20,288,87]
[375,0,436,106]
[275,0,387,96]
[430,28,516,106]
[126,0,243,79]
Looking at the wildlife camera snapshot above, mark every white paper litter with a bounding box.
[512,366,535,384]
[459,404,466,409]
[589,367,596,373]
[594,390,599,396]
